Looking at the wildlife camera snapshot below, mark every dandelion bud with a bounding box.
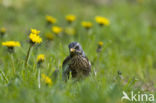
[45,32,54,41]
[96,41,103,52]
[65,27,75,36]
[0,27,6,37]
[37,54,45,65]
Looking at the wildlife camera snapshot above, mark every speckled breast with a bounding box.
[69,55,89,78]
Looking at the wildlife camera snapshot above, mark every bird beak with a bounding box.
[70,48,76,52]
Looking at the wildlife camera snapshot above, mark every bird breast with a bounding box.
[70,55,88,69]
[68,55,90,79]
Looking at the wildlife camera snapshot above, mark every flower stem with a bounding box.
[25,44,33,67]
[0,69,9,84]
[38,68,41,88]
[10,54,15,75]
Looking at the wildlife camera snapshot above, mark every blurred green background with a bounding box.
[0,0,156,103]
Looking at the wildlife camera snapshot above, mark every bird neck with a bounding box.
[70,53,85,58]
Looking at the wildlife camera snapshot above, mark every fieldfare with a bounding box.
[62,42,91,81]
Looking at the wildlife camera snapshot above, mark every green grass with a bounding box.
[0,0,156,103]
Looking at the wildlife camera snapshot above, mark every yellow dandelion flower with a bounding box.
[52,26,62,35]
[81,21,93,29]
[31,28,40,35]
[29,33,42,44]
[2,41,21,47]
[46,15,56,24]
[65,14,76,23]
[98,41,103,46]
[2,41,21,53]
[95,16,110,26]
[45,33,54,40]
[37,54,45,63]
[65,27,75,36]
[41,74,53,86]
[0,27,6,33]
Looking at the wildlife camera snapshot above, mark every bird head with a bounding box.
[68,42,85,57]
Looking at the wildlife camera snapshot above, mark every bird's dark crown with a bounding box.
[68,42,85,57]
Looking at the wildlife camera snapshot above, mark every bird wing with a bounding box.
[62,56,71,81]
[81,56,91,75]
[85,56,91,70]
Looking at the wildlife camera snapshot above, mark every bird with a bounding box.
[62,42,91,81]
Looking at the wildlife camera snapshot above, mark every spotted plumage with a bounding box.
[62,42,91,81]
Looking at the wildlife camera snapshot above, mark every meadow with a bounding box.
[0,0,156,103]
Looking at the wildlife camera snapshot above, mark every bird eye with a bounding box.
[75,46,79,50]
